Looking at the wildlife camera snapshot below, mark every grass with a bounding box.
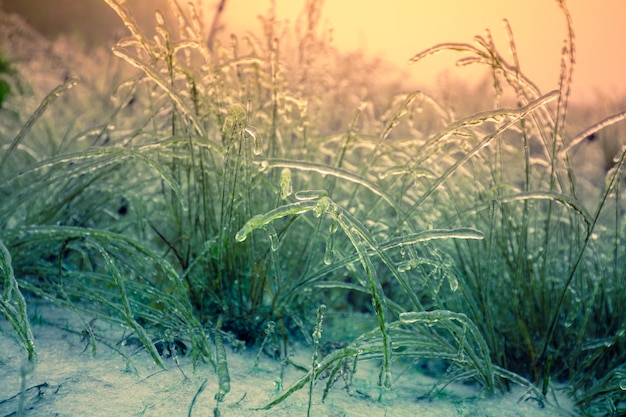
[0,50,15,108]
[1,0,625,415]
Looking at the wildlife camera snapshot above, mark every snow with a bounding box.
[0,301,578,416]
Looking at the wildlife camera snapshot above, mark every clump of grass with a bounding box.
[1,0,625,415]
[0,238,35,362]
[307,304,326,417]
[404,3,626,413]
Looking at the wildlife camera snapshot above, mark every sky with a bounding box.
[218,0,626,104]
[1,0,622,105]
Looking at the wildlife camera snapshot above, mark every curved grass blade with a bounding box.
[452,191,591,231]
[237,196,393,389]
[396,91,560,231]
[400,310,496,391]
[0,239,36,362]
[257,159,403,215]
[0,77,79,174]
[558,110,626,157]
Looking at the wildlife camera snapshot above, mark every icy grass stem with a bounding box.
[307,304,326,417]
[396,91,560,232]
[253,321,276,370]
[257,159,401,213]
[537,142,626,379]
[92,241,165,367]
[0,239,36,362]
[213,320,231,415]
[0,77,79,174]
[188,378,208,417]
[399,310,496,391]
[236,195,393,389]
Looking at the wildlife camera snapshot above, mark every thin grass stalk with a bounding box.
[307,304,326,417]
[559,111,626,157]
[188,378,208,417]
[6,225,215,364]
[90,240,165,367]
[0,77,79,174]
[259,159,403,215]
[532,13,576,385]
[554,0,576,136]
[399,310,496,391]
[213,320,231,408]
[411,42,542,102]
[396,92,560,233]
[536,144,626,377]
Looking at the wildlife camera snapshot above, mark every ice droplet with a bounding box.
[245,126,264,156]
[295,189,327,201]
[279,168,293,200]
[154,10,165,26]
[448,275,459,292]
[258,160,269,172]
[266,226,279,252]
[397,260,416,273]
[329,219,338,234]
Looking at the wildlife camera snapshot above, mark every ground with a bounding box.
[0,300,578,417]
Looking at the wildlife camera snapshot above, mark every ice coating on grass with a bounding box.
[323,219,339,265]
[154,9,165,26]
[235,201,318,243]
[448,274,459,292]
[397,259,418,272]
[328,219,338,235]
[234,214,264,242]
[257,160,269,172]
[313,197,333,217]
[399,311,446,325]
[323,233,334,265]
[266,225,280,252]
[294,189,327,201]
[245,126,264,156]
[378,166,437,180]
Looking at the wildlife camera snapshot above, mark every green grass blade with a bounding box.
[0,77,79,174]
[0,239,36,362]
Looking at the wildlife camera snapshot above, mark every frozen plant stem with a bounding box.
[254,321,276,370]
[18,362,34,417]
[308,304,326,417]
[213,320,231,414]
[236,195,393,389]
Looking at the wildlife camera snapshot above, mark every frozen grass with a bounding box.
[1,0,625,415]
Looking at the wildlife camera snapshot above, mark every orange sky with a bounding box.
[219,0,626,104]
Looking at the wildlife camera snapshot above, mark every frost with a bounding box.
[235,214,265,242]
[279,168,293,200]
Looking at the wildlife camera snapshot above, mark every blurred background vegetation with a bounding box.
[0,0,172,45]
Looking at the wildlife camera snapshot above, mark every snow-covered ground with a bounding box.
[0,301,578,417]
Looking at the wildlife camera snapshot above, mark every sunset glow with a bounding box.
[220,0,626,103]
